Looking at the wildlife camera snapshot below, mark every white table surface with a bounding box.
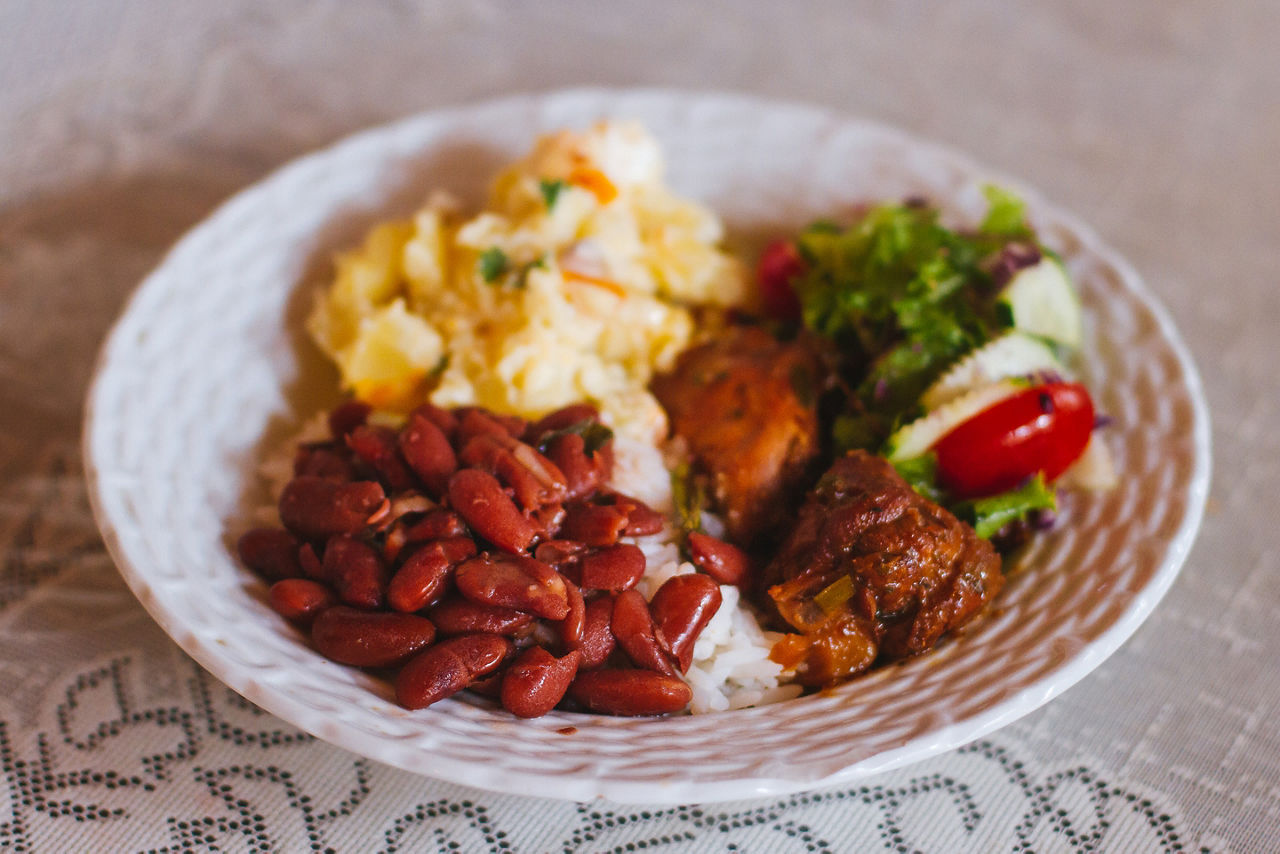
[2,2,1276,850]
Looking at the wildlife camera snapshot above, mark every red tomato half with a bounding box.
[933,381,1095,499]
[756,239,804,322]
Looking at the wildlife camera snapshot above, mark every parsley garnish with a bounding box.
[478,247,508,283]
[514,255,546,290]
[535,418,614,456]
[427,353,451,380]
[539,179,568,210]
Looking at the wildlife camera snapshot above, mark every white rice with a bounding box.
[612,436,801,714]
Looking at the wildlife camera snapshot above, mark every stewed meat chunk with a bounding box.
[651,326,825,544]
[765,450,1003,687]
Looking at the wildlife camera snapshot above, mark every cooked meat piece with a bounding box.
[764,450,1003,687]
[651,326,824,544]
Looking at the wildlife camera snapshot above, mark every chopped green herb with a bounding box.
[535,418,614,457]
[427,353,451,380]
[578,421,614,456]
[514,255,547,290]
[670,462,705,537]
[814,574,855,614]
[478,247,508,283]
[539,179,568,210]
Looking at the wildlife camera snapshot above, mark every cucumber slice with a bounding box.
[996,258,1083,349]
[885,379,1026,462]
[1055,434,1118,491]
[920,331,1064,411]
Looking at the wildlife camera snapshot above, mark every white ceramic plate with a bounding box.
[84,89,1210,804]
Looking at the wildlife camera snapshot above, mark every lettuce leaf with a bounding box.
[794,190,1032,448]
[892,455,1056,541]
[891,453,945,503]
[960,474,1057,540]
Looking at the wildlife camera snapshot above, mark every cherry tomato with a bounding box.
[933,381,1095,499]
[757,239,804,322]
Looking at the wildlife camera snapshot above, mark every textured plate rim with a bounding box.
[82,87,1211,804]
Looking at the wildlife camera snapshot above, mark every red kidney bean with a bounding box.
[545,433,602,500]
[535,539,586,566]
[398,411,457,498]
[457,432,508,471]
[386,491,436,520]
[467,670,505,698]
[686,531,751,588]
[428,597,535,636]
[567,669,691,716]
[508,442,569,500]
[396,633,512,710]
[611,494,666,537]
[311,606,436,667]
[525,404,600,442]
[534,502,566,539]
[454,554,569,620]
[447,469,537,554]
[579,595,617,668]
[649,573,723,673]
[460,434,568,512]
[364,498,393,528]
[328,400,372,440]
[579,544,646,593]
[293,442,356,481]
[278,476,386,540]
[387,543,453,613]
[558,579,586,649]
[495,449,549,510]
[370,493,435,540]
[382,527,410,565]
[408,401,458,442]
[456,408,520,446]
[268,578,337,624]
[346,425,416,492]
[401,508,467,543]
[560,503,628,546]
[534,539,582,585]
[434,535,479,563]
[505,451,569,511]
[323,535,388,609]
[491,412,528,438]
[611,589,677,676]
[237,528,304,581]
[298,542,325,580]
[501,647,581,718]
[595,441,615,480]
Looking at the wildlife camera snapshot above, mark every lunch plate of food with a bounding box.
[84,89,1209,803]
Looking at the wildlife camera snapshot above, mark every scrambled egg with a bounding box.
[307,121,751,441]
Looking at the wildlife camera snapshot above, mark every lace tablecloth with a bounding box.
[3,2,1276,850]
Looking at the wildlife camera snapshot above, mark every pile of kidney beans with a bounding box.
[236,400,751,717]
